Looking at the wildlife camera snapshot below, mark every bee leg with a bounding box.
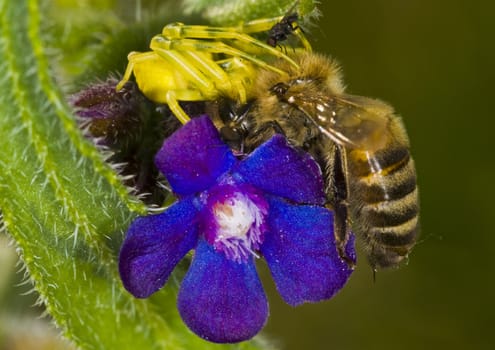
[258,120,286,136]
[225,102,254,154]
[207,100,252,155]
[328,144,355,268]
[243,120,287,152]
[333,202,355,268]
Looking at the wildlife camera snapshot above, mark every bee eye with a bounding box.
[270,82,289,97]
[220,126,242,142]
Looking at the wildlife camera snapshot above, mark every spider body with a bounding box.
[117,18,310,124]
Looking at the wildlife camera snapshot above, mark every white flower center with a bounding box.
[212,192,266,262]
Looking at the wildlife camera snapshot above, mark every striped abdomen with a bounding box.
[348,142,419,269]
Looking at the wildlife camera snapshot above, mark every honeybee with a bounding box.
[214,52,419,269]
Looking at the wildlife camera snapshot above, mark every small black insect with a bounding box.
[267,1,312,51]
[267,11,300,48]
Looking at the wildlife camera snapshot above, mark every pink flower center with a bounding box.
[209,191,268,263]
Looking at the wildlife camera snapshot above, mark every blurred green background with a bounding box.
[262,1,495,349]
[1,0,493,349]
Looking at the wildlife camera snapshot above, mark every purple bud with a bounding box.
[70,78,143,144]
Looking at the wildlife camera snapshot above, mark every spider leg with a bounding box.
[181,51,247,103]
[292,26,312,51]
[150,39,216,95]
[162,23,299,69]
[242,13,312,52]
[116,51,148,91]
[152,37,248,103]
[164,89,204,124]
[153,34,290,77]
[239,16,285,33]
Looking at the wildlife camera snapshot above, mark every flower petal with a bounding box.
[261,197,354,306]
[178,240,268,343]
[119,198,199,298]
[234,134,325,205]
[155,115,236,197]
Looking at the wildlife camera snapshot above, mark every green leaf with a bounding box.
[182,0,319,25]
[0,0,273,349]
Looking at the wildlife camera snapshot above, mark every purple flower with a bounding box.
[119,115,355,343]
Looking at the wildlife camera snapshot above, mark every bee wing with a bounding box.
[292,93,393,151]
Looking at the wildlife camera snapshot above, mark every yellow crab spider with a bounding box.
[116,15,311,124]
